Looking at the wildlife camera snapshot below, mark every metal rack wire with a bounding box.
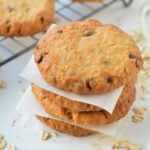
[0,0,133,67]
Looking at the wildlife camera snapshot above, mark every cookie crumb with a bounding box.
[11,119,16,127]
[18,80,22,84]
[0,81,7,89]
[112,140,141,150]
[40,131,51,141]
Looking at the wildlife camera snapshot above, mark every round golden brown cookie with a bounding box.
[34,19,143,94]
[32,83,102,112]
[33,84,136,126]
[0,0,54,36]
[37,116,95,137]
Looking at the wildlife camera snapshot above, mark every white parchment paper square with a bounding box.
[20,56,123,114]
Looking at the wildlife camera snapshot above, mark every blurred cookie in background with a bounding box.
[0,0,54,36]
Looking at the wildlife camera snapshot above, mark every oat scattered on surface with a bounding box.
[0,133,16,150]
[131,106,147,123]
[112,140,141,150]
[0,139,6,149]
[4,144,15,150]
[0,133,5,149]
[18,80,22,84]
[0,81,7,89]
[128,30,150,100]
[132,107,147,115]
[132,114,144,123]
[40,131,51,141]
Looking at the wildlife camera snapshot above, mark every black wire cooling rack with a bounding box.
[0,0,133,67]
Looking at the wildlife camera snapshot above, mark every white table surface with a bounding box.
[0,0,150,149]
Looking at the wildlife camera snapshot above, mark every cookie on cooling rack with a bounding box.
[37,116,95,137]
[33,84,136,126]
[0,0,54,36]
[34,19,143,94]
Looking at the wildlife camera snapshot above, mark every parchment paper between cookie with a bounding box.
[20,56,123,114]
[16,86,129,137]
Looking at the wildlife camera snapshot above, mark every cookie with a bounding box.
[32,83,101,112]
[34,19,143,94]
[0,0,54,36]
[37,116,95,137]
[33,84,136,126]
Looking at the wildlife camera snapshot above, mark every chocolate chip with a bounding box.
[103,61,109,65]
[129,54,137,59]
[107,77,113,84]
[64,110,73,119]
[57,30,63,33]
[40,17,44,24]
[84,30,94,36]
[52,77,57,85]
[17,28,21,34]
[35,54,43,63]
[5,20,10,24]
[86,80,93,90]
[7,26,11,33]
[7,6,14,12]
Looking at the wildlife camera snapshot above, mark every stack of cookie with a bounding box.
[32,20,143,137]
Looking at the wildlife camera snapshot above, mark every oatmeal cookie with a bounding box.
[33,84,136,126]
[34,20,142,94]
[0,0,54,36]
[37,116,95,137]
[32,83,102,112]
